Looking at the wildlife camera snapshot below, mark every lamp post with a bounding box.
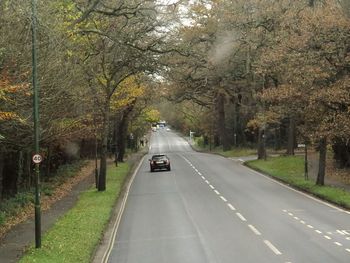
[31,0,41,248]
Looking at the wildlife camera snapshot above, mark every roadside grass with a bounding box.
[246,156,350,209]
[19,163,129,263]
[193,136,256,157]
[212,148,257,157]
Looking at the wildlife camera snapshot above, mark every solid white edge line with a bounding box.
[102,156,145,263]
[248,224,261,235]
[264,240,282,255]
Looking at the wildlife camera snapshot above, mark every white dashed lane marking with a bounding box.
[182,156,293,262]
[248,224,261,236]
[227,203,236,211]
[236,213,247,222]
[264,240,282,255]
[283,209,350,254]
[220,196,227,202]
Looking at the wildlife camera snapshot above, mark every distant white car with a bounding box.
[166,128,170,131]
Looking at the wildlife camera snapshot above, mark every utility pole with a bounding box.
[31,0,41,248]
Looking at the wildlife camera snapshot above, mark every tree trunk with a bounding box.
[98,99,110,191]
[46,146,52,177]
[258,128,266,160]
[117,120,128,162]
[286,117,295,155]
[16,150,24,192]
[0,149,4,200]
[216,91,230,151]
[316,137,327,186]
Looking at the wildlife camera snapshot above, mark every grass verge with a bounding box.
[246,156,350,209]
[19,163,129,263]
[192,136,256,157]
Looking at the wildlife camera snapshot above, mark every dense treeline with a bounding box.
[162,0,350,184]
[0,0,176,199]
[0,0,349,201]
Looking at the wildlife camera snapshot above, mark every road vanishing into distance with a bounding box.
[106,130,350,263]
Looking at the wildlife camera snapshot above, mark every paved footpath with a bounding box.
[0,173,95,263]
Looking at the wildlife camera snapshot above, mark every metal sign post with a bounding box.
[31,0,41,249]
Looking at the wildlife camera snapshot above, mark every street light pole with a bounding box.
[31,0,41,248]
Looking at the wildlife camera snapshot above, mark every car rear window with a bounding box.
[152,155,166,160]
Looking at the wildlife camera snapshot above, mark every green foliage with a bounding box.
[19,163,129,263]
[0,192,33,226]
[247,156,350,209]
[0,161,86,228]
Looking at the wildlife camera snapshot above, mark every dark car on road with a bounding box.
[149,154,171,172]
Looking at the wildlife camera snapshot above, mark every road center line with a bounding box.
[209,185,215,189]
[220,196,227,202]
[324,235,332,240]
[227,203,236,211]
[248,224,261,235]
[236,213,247,221]
[264,240,282,255]
[334,242,343,246]
[214,190,220,195]
[201,176,205,180]
[315,230,322,234]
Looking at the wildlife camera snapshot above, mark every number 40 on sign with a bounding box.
[32,154,42,164]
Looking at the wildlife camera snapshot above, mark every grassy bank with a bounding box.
[246,156,350,209]
[192,136,256,157]
[19,163,129,263]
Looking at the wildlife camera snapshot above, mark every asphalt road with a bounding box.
[107,130,350,263]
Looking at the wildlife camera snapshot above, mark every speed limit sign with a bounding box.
[32,154,42,164]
